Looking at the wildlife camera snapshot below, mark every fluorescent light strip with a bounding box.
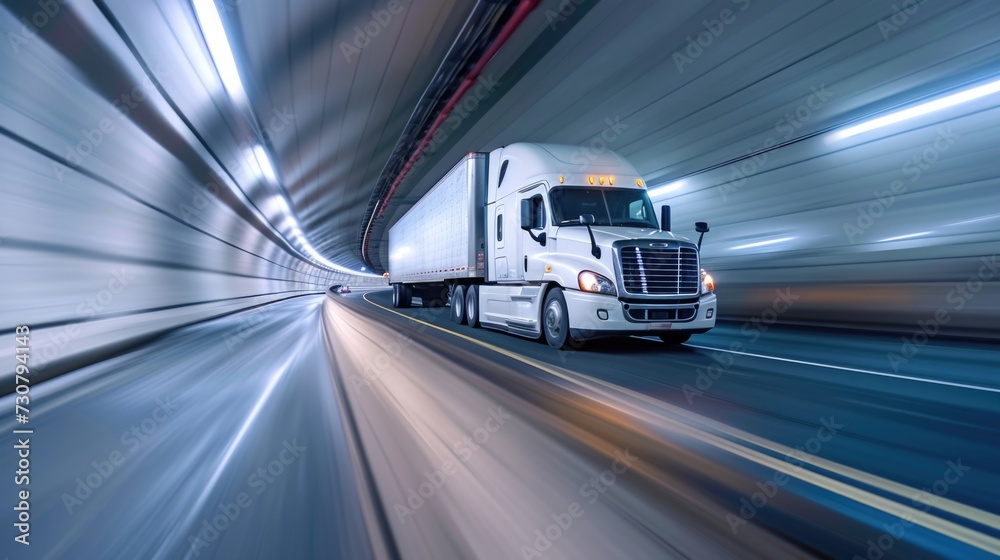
[647,180,684,199]
[192,0,248,106]
[837,78,1000,139]
[879,231,931,242]
[193,0,378,277]
[730,237,795,251]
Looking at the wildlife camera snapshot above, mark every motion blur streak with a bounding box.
[1,0,999,559]
[0,296,376,559]
[326,291,1000,559]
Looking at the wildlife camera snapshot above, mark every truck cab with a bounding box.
[480,143,717,349]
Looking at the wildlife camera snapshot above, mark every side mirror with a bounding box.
[695,222,709,249]
[521,197,546,246]
[660,205,671,231]
[579,214,596,226]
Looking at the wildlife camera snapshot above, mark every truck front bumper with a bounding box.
[563,289,717,340]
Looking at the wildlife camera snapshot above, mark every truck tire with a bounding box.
[659,333,691,345]
[542,288,573,350]
[393,283,412,308]
[451,285,466,325]
[466,285,480,328]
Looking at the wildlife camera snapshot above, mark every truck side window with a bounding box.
[530,195,546,228]
[497,214,503,241]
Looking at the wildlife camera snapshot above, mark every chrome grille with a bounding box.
[619,246,700,295]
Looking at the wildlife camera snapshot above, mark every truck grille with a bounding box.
[618,246,700,295]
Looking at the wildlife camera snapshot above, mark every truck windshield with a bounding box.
[550,187,659,228]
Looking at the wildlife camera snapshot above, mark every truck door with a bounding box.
[519,183,548,282]
[492,204,510,280]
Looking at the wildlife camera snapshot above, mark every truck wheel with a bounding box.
[451,285,466,325]
[392,284,401,308]
[466,285,480,328]
[659,333,691,345]
[542,288,573,350]
[399,284,412,308]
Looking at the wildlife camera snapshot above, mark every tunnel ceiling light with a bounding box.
[879,231,931,242]
[730,237,795,251]
[647,180,684,199]
[193,0,377,278]
[253,145,279,184]
[192,0,248,107]
[835,78,1000,140]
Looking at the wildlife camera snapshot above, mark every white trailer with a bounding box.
[387,143,717,349]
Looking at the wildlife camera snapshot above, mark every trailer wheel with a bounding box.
[451,285,466,325]
[658,333,691,345]
[395,283,411,308]
[466,285,480,328]
[542,288,573,350]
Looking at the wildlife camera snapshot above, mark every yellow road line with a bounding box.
[360,291,1000,553]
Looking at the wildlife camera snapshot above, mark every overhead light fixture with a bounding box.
[253,145,278,184]
[647,180,684,199]
[192,0,248,106]
[193,0,378,278]
[730,237,795,251]
[835,77,1000,139]
[879,231,931,242]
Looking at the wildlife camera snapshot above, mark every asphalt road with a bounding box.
[2,288,997,559]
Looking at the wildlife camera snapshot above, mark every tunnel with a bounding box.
[1,0,998,558]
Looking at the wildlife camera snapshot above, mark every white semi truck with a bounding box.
[387,143,716,349]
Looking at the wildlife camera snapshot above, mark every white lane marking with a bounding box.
[682,343,1000,394]
[359,292,1000,554]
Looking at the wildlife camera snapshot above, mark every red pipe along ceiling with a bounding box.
[364,0,541,261]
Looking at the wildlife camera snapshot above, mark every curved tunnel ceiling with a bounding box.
[64,0,1000,276]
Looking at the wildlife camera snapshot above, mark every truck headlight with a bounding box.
[579,271,617,295]
[701,269,715,293]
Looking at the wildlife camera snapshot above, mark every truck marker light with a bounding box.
[609,176,615,185]
[589,176,596,185]
[636,178,644,187]
[559,176,565,183]
[545,265,552,273]
[599,176,606,185]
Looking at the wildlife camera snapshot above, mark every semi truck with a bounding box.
[387,143,716,349]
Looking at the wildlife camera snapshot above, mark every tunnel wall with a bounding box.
[0,3,380,386]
